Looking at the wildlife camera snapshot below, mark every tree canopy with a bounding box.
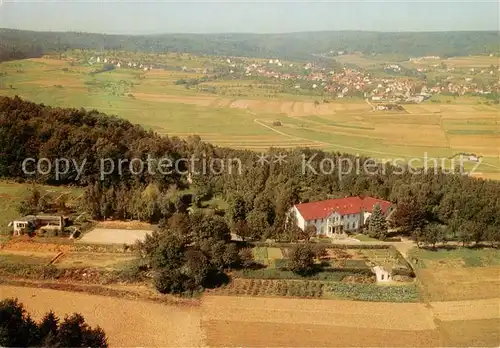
[0,298,107,347]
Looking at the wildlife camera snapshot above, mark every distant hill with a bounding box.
[0,28,498,62]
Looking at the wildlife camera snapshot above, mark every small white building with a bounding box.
[8,215,65,236]
[373,265,392,282]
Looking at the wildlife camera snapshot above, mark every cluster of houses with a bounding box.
[217,55,500,101]
[81,52,498,101]
[87,56,153,71]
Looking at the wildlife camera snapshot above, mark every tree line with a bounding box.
[2,95,499,248]
[0,298,107,347]
[1,28,498,63]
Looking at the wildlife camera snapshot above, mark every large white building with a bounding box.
[290,196,394,238]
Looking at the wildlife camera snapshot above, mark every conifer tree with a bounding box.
[368,204,388,240]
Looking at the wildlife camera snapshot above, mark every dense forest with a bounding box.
[0,28,499,62]
[1,96,499,249]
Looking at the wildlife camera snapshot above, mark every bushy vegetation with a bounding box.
[0,298,107,347]
[325,283,420,302]
[136,211,239,295]
[289,243,317,275]
[234,268,372,282]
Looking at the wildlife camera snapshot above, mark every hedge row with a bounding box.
[0,263,63,280]
[0,262,144,283]
[249,241,390,249]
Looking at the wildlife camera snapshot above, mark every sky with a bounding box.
[0,0,498,34]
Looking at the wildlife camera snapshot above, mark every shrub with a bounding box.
[290,244,316,275]
[154,268,198,295]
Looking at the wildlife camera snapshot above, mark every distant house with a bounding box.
[9,215,65,236]
[290,196,394,238]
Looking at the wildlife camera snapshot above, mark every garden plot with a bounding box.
[54,252,137,270]
[78,228,152,245]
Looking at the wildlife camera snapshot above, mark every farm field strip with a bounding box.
[430,298,500,321]
[202,319,442,347]
[0,285,203,347]
[201,295,436,330]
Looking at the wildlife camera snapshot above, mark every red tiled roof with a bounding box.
[294,196,392,221]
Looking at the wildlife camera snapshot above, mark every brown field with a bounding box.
[28,58,73,66]
[3,286,499,347]
[443,56,500,68]
[417,266,500,302]
[0,285,203,347]
[203,320,441,347]
[334,54,391,68]
[437,318,500,347]
[133,92,216,106]
[78,228,153,245]
[19,78,84,88]
[95,220,153,230]
[430,298,500,321]
[407,55,499,68]
[132,92,371,117]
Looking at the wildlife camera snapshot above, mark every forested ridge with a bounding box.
[1,96,499,247]
[0,28,499,62]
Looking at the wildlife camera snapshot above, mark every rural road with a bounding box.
[365,98,376,111]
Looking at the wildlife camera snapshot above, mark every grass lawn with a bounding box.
[0,252,54,266]
[353,234,380,242]
[252,247,269,265]
[408,247,500,268]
